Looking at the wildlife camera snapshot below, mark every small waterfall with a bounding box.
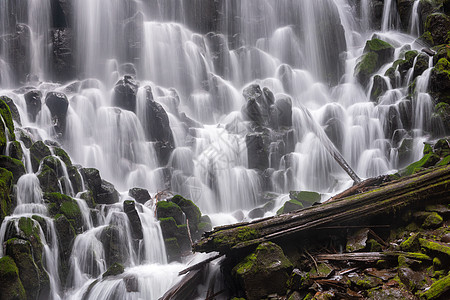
[409,0,421,36]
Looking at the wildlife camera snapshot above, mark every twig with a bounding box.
[368,228,388,247]
[186,219,193,247]
[305,249,318,272]
[179,254,223,275]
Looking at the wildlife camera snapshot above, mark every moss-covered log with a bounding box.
[193,165,450,255]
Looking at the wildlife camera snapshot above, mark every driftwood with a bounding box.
[193,165,450,255]
[159,267,204,300]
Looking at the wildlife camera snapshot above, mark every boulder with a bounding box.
[129,187,151,204]
[102,262,124,278]
[246,133,269,170]
[53,214,76,283]
[0,256,26,300]
[424,13,450,46]
[397,0,416,31]
[355,39,394,86]
[370,75,389,102]
[45,192,83,233]
[81,168,120,204]
[170,195,201,229]
[45,92,69,136]
[277,199,303,215]
[0,98,15,155]
[275,97,293,127]
[113,76,139,112]
[123,200,143,240]
[30,141,51,172]
[0,96,21,126]
[241,84,273,128]
[156,201,184,225]
[0,168,13,224]
[289,191,321,207]
[430,58,450,105]
[24,90,42,123]
[0,155,25,184]
[412,53,429,79]
[232,242,293,300]
[100,225,126,267]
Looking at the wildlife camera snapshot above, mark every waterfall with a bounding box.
[0,0,443,299]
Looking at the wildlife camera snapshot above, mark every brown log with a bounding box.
[193,165,450,255]
[315,252,431,263]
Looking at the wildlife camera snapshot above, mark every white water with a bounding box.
[0,0,441,298]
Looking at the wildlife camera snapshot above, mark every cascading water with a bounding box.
[0,0,445,298]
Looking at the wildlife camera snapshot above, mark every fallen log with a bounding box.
[193,165,450,255]
[315,252,431,263]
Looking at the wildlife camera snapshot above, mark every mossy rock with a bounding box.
[418,31,434,46]
[0,97,16,154]
[52,147,72,167]
[99,225,126,268]
[44,193,82,232]
[29,141,52,173]
[433,137,450,157]
[289,191,321,207]
[0,168,13,224]
[364,38,394,55]
[418,273,450,299]
[170,195,201,228]
[399,153,441,176]
[156,200,184,225]
[37,165,59,193]
[232,242,293,300]
[0,155,25,184]
[413,53,430,79]
[8,141,23,161]
[159,217,179,239]
[422,212,443,228]
[102,262,124,278]
[0,96,21,127]
[164,237,181,262]
[54,214,76,282]
[434,103,450,134]
[424,13,450,46]
[355,52,379,86]
[277,199,303,215]
[5,238,49,300]
[0,256,26,300]
[370,75,389,102]
[68,165,83,195]
[430,58,450,104]
[401,233,422,252]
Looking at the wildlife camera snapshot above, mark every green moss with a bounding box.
[400,153,441,176]
[60,201,81,220]
[367,239,383,252]
[405,50,419,62]
[422,212,443,228]
[357,52,379,74]
[170,195,201,226]
[419,31,434,45]
[420,238,450,257]
[289,191,321,207]
[53,147,72,167]
[156,200,184,225]
[364,38,394,52]
[418,273,450,299]
[0,256,26,300]
[435,58,450,73]
[0,155,26,183]
[0,168,13,223]
[424,144,434,155]
[277,199,304,215]
[0,97,16,139]
[102,262,124,278]
[436,155,450,166]
[401,233,421,252]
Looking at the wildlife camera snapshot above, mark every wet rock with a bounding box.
[242,84,273,128]
[309,262,334,279]
[397,138,414,167]
[0,155,25,184]
[398,99,412,131]
[129,187,151,205]
[124,275,139,292]
[370,75,388,102]
[124,12,144,62]
[102,262,124,278]
[346,228,370,252]
[397,0,416,31]
[0,96,21,126]
[287,269,311,291]
[5,238,49,299]
[45,192,83,233]
[289,191,321,207]
[424,13,450,46]
[248,207,265,219]
[0,168,13,225]
[399,152,440,176]
[422,212,443,229]
[277,199,303,215]
[45,92,69,137]
[413,53,429,79]
[433,102,450,135]
[81,168,120,204]
[0,256,26,300]
[430,58,450,105]
[398,267,426,292]
[144,86,175,164]
[170,195,201,230]
[156,201,184,225]
[24,90,42,122]
[0,24,31,84]
[100,226,126,268]
[113,76,139,112]
[8,141,23,161]
[29,141,51,172]
[275,97,292,128]
[164,237,181,262]
[52,28,75,82]
[246,132,269,170]
[232,242,293,300]
[123,200,143,240]
[37,164,59,193]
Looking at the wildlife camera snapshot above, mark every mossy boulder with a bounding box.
[232,242,293,300]
[277,199,303,215]
[424,13,450,46]
[289,191,321,207]
[156,200,184,225]
[45,192,83,232]
[399,152,441,176]
[0,95,21,126]
[355,38,394,86]
[29,141,52,173]
[434,102,450,134]
[413,53,430,79]
[5,238,50,299]
[430,58,450,105]
[164,237,181,262]
[100,225,126,268]
[52,147,72,167]
[0,256,26,300]
[8,141,23,161]
[418,273,450,299]
[422,212,443,228]
[53,214,76,283]
[37,164,59,193]
[170,195,201,229]
[0,155,25,184]
[0,168,13,224]
[401,233,422,252]
[0,97,16,154]
[102,262,124,278]
[68,165,83,195]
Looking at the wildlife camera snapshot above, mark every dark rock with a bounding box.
[412,53,429,79]
[233,242,293,300]
[37,164,59,193]
[123,200,143,240]
[398,99,412,131]
[0,155,25,184]
[430,58,450,105]
[45,92,69,137]
[24,90,42,122]
[0,168,13,225]
[102,262,124,278]
[45,192,83,233]
[246,133,269,170]
[170,195,201,229]
[275,97,292,127]
[52,0,73,28]
[0,24,31,84]
[156,201,184,225]
[100,226,126,268]
[397,0,415,32]
[0,96,21,126]
[129,187,151,205]
[248,207,265,219]
[96,180,120,204]
[8,141,23,161]
[370,75,389,102]
[384,106,402,139]
[424,13,450,46]
[398,267,426,291]
[51,28,75,82]
[0,256,26,300]
[113,76,139,112]
[277,199,303,215]
[241,84,273,128]
[164,238,181,262]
